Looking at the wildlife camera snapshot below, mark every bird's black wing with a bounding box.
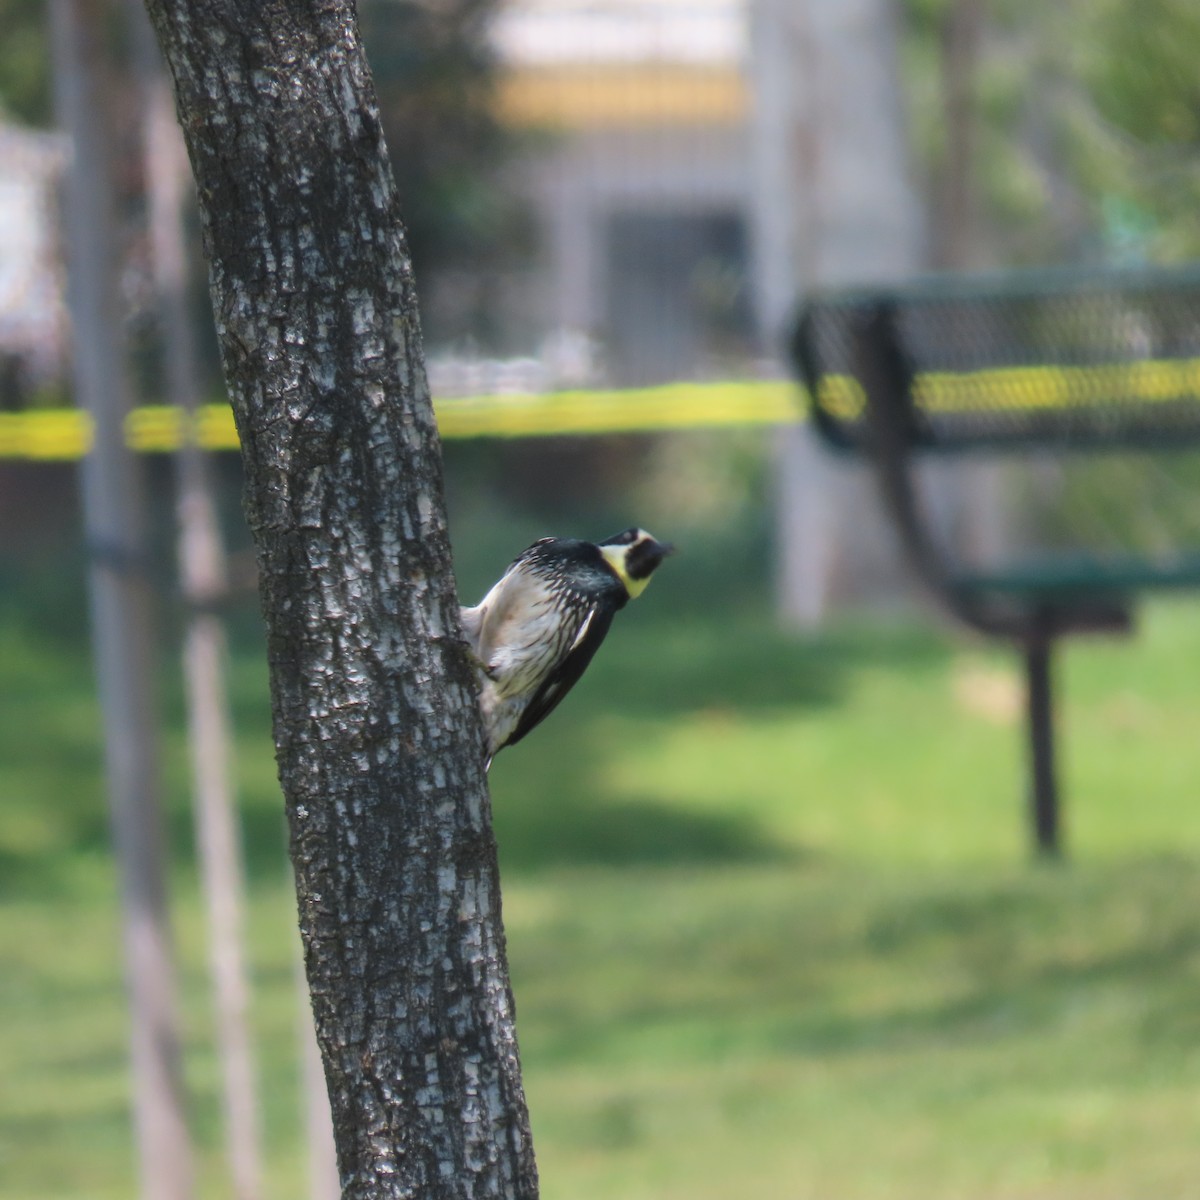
[503,605,617,749]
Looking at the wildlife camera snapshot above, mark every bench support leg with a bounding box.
[1025,633,1061,858]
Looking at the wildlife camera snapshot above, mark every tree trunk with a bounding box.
[141,3,538,1197]
[931,0,985,270]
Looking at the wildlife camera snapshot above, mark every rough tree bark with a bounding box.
[140,3,538,1196]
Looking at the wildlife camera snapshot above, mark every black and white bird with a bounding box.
[460,528,674,763]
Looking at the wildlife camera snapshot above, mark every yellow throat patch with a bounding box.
[600,543,652,598]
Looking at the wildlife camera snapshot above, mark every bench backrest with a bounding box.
[792,265,1200,453]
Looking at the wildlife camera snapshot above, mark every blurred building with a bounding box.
[0,122,68,407]
[489,0,762,388]
[484,0,923,385]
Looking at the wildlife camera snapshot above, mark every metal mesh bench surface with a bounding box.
[794,265,1200,452]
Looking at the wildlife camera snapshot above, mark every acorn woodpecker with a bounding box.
[460,528,674,763]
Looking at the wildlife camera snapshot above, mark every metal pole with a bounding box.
[1025,630,1061,858]
[49,2,194,1196]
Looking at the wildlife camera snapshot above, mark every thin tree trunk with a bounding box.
[51,2,194,1197]
[932,0,985,270]
[142,3,538,1196]
[130,12,266,1199]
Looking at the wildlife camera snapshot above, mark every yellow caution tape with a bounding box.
[435,380,798,439]
[125,405,187,452]
[5,358,1199,462]
[0,409,95,460]
[814,359,1200,423]
[0,380,802,461]
[888,359,1200,421]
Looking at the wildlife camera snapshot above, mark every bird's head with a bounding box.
[597,528,675,598]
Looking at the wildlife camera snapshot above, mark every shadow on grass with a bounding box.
[516,856,1200,1070]
[582,605,950,719]
[494,790,800,874]
[486,606,947,874]
[488,688,799,873]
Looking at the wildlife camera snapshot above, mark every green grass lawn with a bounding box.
[2,570,1200,1198]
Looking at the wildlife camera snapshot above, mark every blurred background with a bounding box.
[3,0,1200,1197]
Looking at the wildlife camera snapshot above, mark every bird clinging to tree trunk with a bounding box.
[460,528,674,764]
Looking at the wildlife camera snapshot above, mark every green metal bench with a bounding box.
[790,264,1200,856]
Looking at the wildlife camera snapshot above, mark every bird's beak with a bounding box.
[655,540,677,557]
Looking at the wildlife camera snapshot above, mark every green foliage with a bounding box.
[1039,451,1200,558]
[1083,0,1200,148]
[359,0,532,347]
[1071,0,1200,261]
[0,0,52,125]
[900,0,1200,264]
